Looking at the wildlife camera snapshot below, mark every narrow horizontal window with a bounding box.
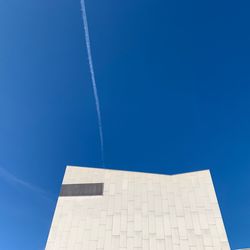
[60,183,104,196]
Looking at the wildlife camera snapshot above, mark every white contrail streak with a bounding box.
[80,0,105,166]
[0,166,52,202]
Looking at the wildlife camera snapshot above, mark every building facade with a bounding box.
[46,166,230,250]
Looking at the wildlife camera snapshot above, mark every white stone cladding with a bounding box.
[46,166,230,250]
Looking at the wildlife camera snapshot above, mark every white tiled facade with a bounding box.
[46,166,230,250]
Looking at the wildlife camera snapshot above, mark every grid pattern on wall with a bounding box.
[46,166,230,250]
[60,183,104,197]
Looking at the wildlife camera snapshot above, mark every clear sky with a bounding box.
[0,0,250,249]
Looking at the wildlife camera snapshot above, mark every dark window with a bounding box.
[60,183,104,197]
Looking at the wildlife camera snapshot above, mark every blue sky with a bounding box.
[0,0,250,249]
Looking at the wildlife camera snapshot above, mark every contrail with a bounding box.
[80,0,105,166]
[0,166,52,202]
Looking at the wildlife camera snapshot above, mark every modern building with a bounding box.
[46,166,230,249]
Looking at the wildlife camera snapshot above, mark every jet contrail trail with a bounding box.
[80,0,105,166]
[0,166,52,203]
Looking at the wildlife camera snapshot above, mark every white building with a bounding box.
[46,166,230,250]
